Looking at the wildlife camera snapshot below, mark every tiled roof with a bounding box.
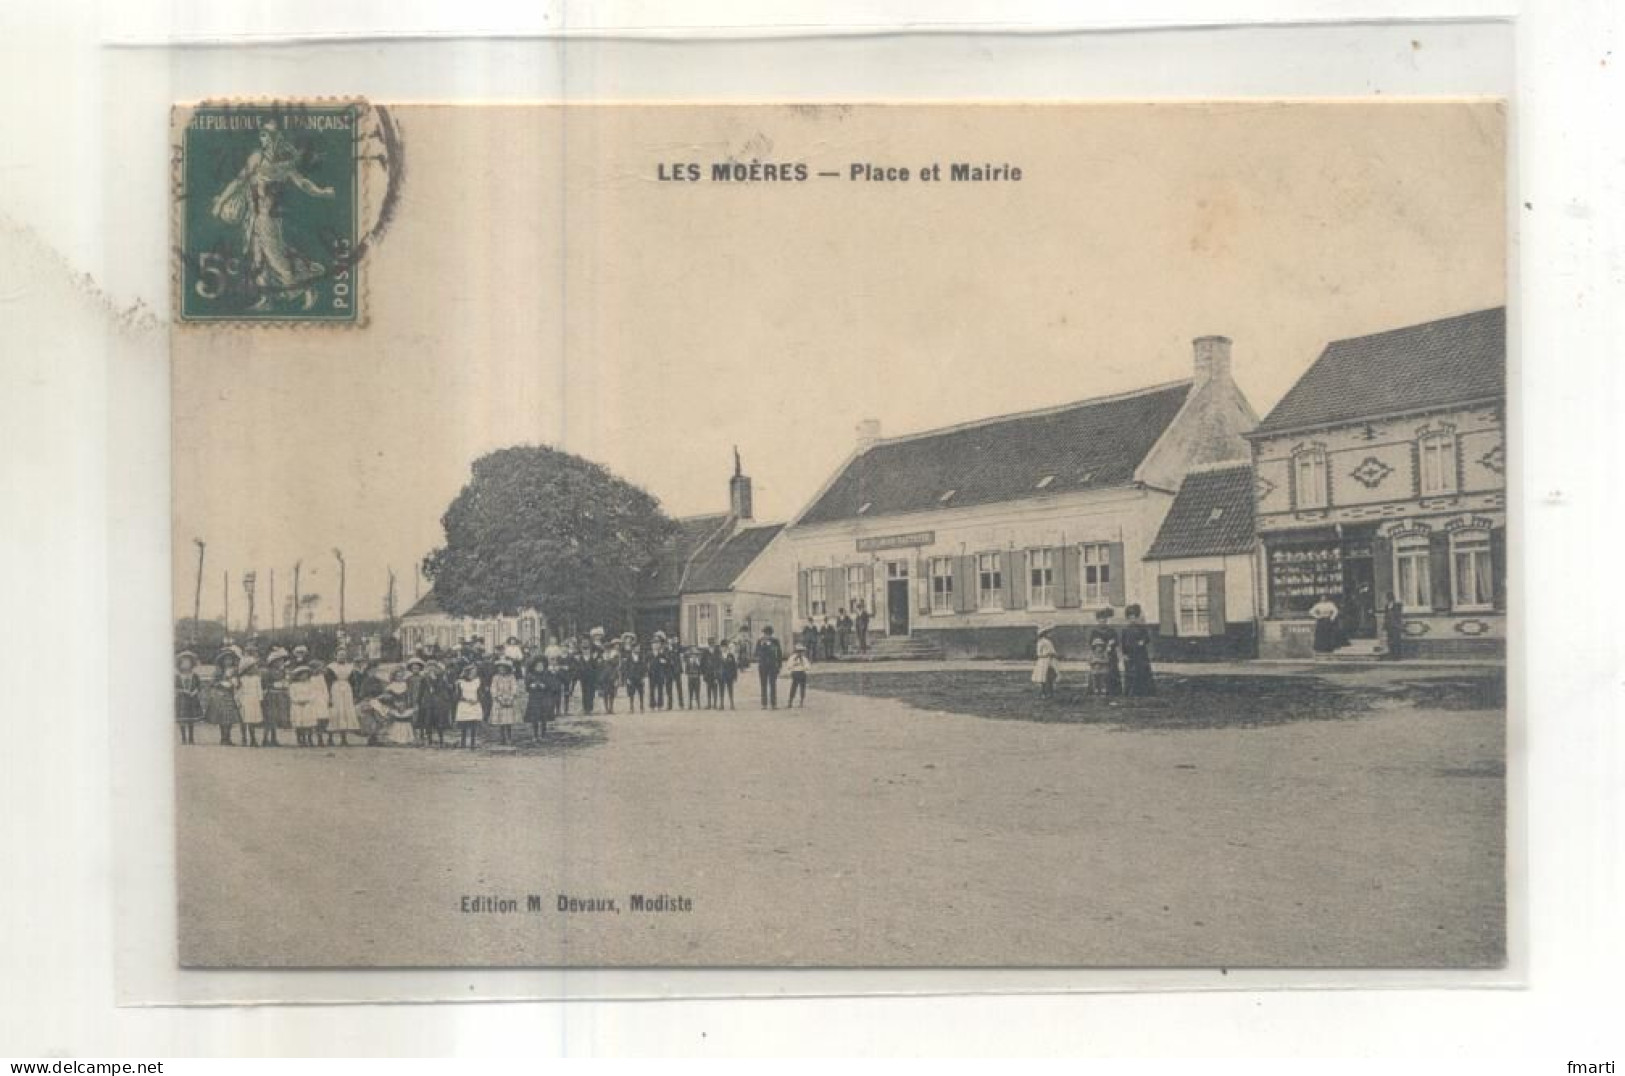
[682,523,785,593]
[1254,307,1505,435]
[400,589,446,619]
[1145,463,1257,560]
[796,382,1193,526]
[636,513,730,604]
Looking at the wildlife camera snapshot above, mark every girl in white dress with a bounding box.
[236,655,266,747]
[488,659,519,744]
[381,678,417,746]
[1031,626,1060,698]
[288,665,325,747]
[455,664,485,749]
[324,651,363,746]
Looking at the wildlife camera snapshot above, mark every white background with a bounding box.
[1,0,1620,1060]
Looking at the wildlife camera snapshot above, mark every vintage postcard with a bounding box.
[169,102,1507,968]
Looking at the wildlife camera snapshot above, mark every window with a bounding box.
[1081,543,1112,605]
[976,552,1004,610]
[1393,534,1432,609]
[1176,574,1210,635]
[887,560,909,580]
[845,565,866,612]
[1028,548,1055,608]
[930,557,955,613]
[808,569,828,616]
[1419,431,1457,494]
[938,489,957,504]
[722,604,734,641]
[697,603,715,645]
[1294,447,1328,509]
[1035,474,1056,489]
[1450,530,1493,610]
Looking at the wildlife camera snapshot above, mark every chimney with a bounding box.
[1192,335,1232,387]
[729,446,754,521]
[855,418,882,450]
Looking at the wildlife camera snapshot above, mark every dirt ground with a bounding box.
[176,664,1505,968]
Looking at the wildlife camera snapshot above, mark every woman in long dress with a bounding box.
[1310,594,1342,655]
[204,651,243,745]
[1120,604,1156,697]
[1031,626,1060,698]
[324,650,364,746]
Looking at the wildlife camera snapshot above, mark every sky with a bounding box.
[171,102,1506,627]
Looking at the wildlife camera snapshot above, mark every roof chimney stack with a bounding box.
[728,446,753,521]
[855,418,882,450]
[1192,335,1232,387]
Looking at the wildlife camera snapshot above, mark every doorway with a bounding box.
[1342,555,1376,638]
[886,560,910,636]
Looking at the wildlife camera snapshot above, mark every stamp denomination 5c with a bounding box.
[174,101,392,325]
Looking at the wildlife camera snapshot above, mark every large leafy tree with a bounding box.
[422,445,679,636]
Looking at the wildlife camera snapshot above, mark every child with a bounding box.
[454,664,484,748]
[524,656,557,738]
[1088,635,1112,696]
[488,659,519,744]
[403,657,427,744]
[1032,626,1059,699]
[174,651,203,745]
[683,646,704,709]
[716,644,738,710]
[786,643,811,707]
[381,675,417,745]
[205,650,243,745]
[260,649,289,746]
[287,664,324,746]
[418,660,453,746]
[620,636,646,713]
[237,655,266,747]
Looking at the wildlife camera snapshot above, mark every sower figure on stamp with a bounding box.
[755,625,783,709]
[209,120,337,311]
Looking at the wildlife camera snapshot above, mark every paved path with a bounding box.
[177,677,1504,968]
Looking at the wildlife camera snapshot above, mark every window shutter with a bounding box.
[1059,545,1081,608]
[797,570,809,620]
[1205,571,1227,636]
[1107,542,1127,609]
[1428,532,1453,611]
[1158,575,1177,636]
[1491,527,1506,611]
[916,555,931,615]
[955,555,976,613]
[1005,550,1026,610]
[1371,536,1394,607]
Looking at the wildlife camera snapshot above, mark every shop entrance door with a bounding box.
[886,560,911,636]
[1342,556,1376,638]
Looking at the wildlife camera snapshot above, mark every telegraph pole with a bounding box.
[222,569,230,636]
[292,560,302,629]
[333,548,347,629]
[191,538,206,646]
[268,568,277,631]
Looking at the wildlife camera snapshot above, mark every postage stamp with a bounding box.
[173,101,391,325]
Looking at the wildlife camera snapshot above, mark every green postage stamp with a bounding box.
[174,100,394,325]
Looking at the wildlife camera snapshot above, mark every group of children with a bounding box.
[174,623,822,749]
[1030,605,1158,700]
